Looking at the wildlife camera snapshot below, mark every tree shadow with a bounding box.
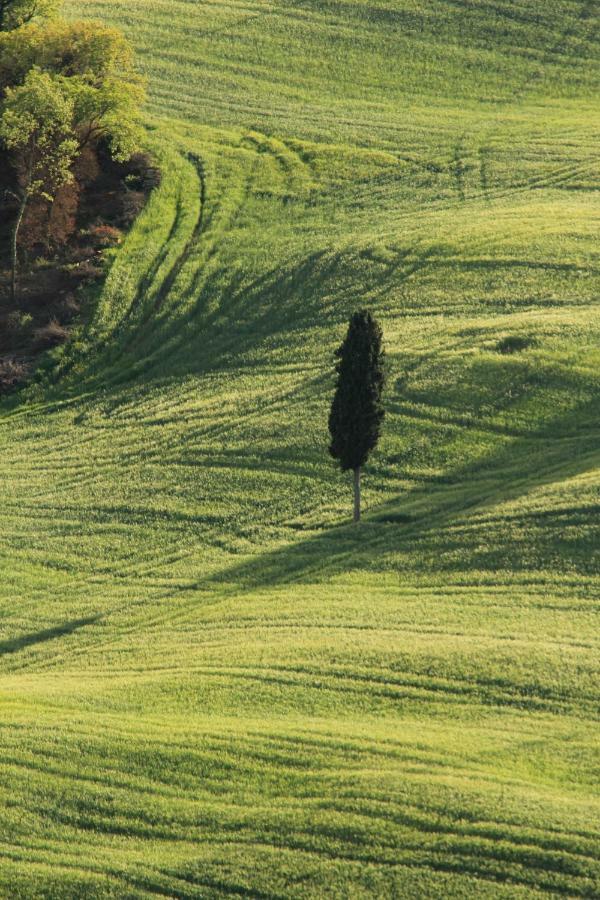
[0,615,100,657]
[76,239,439,394]
[202,393,600,592]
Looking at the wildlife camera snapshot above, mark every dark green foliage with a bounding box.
[0,0,58,32]
[328,309,385,472]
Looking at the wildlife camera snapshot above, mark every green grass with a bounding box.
[0,0,599,895]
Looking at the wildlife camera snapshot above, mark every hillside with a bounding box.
[0,0,599,896]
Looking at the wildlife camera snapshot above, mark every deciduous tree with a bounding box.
[0,0,58,32]
[0,67,77,300]
[0,20,145,156]
[0,18,145,298]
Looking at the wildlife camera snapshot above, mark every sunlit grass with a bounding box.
[0,0,599,895]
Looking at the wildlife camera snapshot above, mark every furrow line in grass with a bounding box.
[86,661,597,717]
[0,842,187,899]
[1,807,596,899]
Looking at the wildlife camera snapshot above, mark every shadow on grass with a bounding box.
[0,616,100,657]
[69,238,439,396]
[204,394,600,592]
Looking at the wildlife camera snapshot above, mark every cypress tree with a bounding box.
[328,309,385,522]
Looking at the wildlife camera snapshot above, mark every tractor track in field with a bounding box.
[125,152,207,343]
[68,152,207,378]
[135,130,317,361]
[424,0,600,219]
[3,0,597,688]
[512,0,598,105]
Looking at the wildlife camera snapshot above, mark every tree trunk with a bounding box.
[353,467,361,523]
[10,192,27,304]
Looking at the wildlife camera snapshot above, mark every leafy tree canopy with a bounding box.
[0,8,145,301]
[0,65,78,300]
[0,0,59,32]
[0,66,77,201]
[0,20,145,158]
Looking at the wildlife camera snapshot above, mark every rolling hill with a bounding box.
[0,0,599,895]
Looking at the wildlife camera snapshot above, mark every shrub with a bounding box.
[68,246,95,263]
[120,190,146,227]
[0,356,29,392]
[126,151,162,192]
[33,318,69,351]
[88,224,122,249]
[57,292,80,321]
[20,180,81,256]
[5,310,33,335]
[70,259,104,284]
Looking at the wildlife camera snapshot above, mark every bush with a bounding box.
[33,319,70,351]
[0,357,29,392]
[2,312,33,351]
[68,246,96,263]
[120,190,146,227]
[126,151,162,192]
[57,293,80,321]
[20,180,80,255]
[5,310,33,336]
[88,224,122,249]
[70,259,104,284]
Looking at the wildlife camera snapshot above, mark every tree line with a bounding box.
[0,0,145,301]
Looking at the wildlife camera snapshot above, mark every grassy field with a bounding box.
[0,0,599,895]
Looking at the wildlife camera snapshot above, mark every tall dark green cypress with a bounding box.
[328,310,385,522]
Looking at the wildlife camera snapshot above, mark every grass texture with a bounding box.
[0,0,599,895]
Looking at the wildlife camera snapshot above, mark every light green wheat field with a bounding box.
[0,0,599,895]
